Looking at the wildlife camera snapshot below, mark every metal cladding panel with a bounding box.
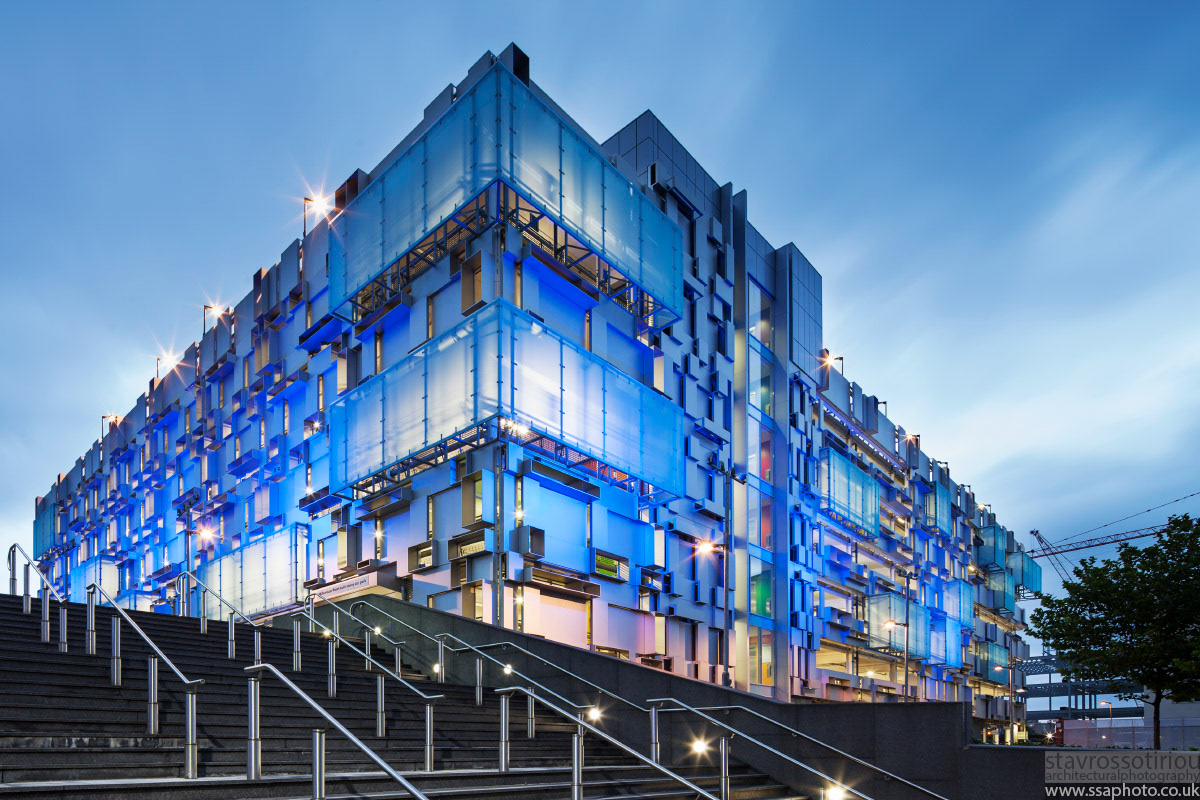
[818,446,880,536]
[68,556,118,603]
[1007,550,1042,594]
[866,591,931,661]
[33,503,56,558]
[929,616,965,667]
[975,525,1007,570]
[923,481,952,536]
[943,579,976,629]
[328,64,684,322]
[329,300,684,496]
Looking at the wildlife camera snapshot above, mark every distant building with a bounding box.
[32,45,1040,738]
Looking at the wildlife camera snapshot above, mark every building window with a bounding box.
[747,418,772,482]
[748,625,774,685]
[426,496,435,541]
[747,279,772,348]
[317,374,325,411]
[374,518,385,560]
[426,296,434,340]
[749,555,773,617]
[747,487,773,549]
[748,346,771,415]
[374,329,383,374]
[283,401,290,436]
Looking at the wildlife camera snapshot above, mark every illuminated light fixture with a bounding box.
[883,619,897,631]
[303,195,332,237]
[514,596,523,605]
[827,788,847,800]
[822,354,844,374]
[866,670,876,677]
[697,541,716,555]
[967,565,976,573]
[322,630,331,638]
[317,558,325,567]
[503,664,513,675]
[994,665,1004,672]
[432,663,441,673]
[196,527,213,540]
[586,707,601,722]
[373,626,382,635]
[691,739,708,754]
[514,508,525,522]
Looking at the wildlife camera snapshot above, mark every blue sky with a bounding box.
[2,1,1198,656]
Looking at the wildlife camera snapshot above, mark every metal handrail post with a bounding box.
[437,635,445,683]
[227,613,236,659]
[254,629,262,666]
[245,663,431,800]
[247,676,262,780]
[499,692,510,772]
[331,612,339,648]
[198,589,207,635]
[475,657,483,706]
[649,705,660,763]
[293,620,302,672]
[22,563,30,614]
[719,737,730,800]
[327,638,336,698]
[58,601,68,652]
[6,547,13,596]
[147,656,160,735]
[375,674,386,738]
[424,703,435,772]
[110,616,122,686]
[184,686,198,779]
[40,589,50,643]
[86,587,96,655]
[527,692,536,739]
[571,732,583,800]
[312,729,327,800]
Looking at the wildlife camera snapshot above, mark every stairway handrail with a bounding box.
[173,572,258,626]
[318,595,586,713]
[679,703,950,800]
[246,662,431,800]
[649,696,924,800]
[346,597,650,715]
[496,685,718,800]
[89,583,203,690]
[293,605,444,703]
[8,543,65,603]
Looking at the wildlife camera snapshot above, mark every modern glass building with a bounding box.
[32,45,1039,739]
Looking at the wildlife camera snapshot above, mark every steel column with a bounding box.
[147,656,159,735]
[375,674,386,738]
[312,729,326,800]
[571,732,584,800]
[498,693,510,772]
[327,639,337,698]
[86,587,96,655]
[247,677,262,779]
[424,704,435,772]
[184,688,198,779]
[649,706,660,763]
[719,737,730,800]
[110,616,122,686]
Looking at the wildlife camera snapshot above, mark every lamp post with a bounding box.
[698,537,732,687]
[883,617,910,703]
[995,660,1019,744]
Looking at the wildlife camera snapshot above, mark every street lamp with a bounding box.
[994,659,1021,744]
[697,538,732,687]
[883,618,910,703]
[303,195,330,239]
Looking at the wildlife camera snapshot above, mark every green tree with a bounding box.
[1028,514,1200,750]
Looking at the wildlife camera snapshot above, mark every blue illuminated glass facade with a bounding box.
[32,45,1037,733]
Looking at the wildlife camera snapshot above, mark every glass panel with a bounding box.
[818,447,880,536]
[747,346,772,415]
[747,279,772,347]
[380,144,424,269]
[510,89,561,215]
[749,555,773,616]
[748,418,772,482]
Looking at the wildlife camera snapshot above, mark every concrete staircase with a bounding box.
[0,594,804,799]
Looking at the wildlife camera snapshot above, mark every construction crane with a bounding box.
[1026,525,1166,583]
